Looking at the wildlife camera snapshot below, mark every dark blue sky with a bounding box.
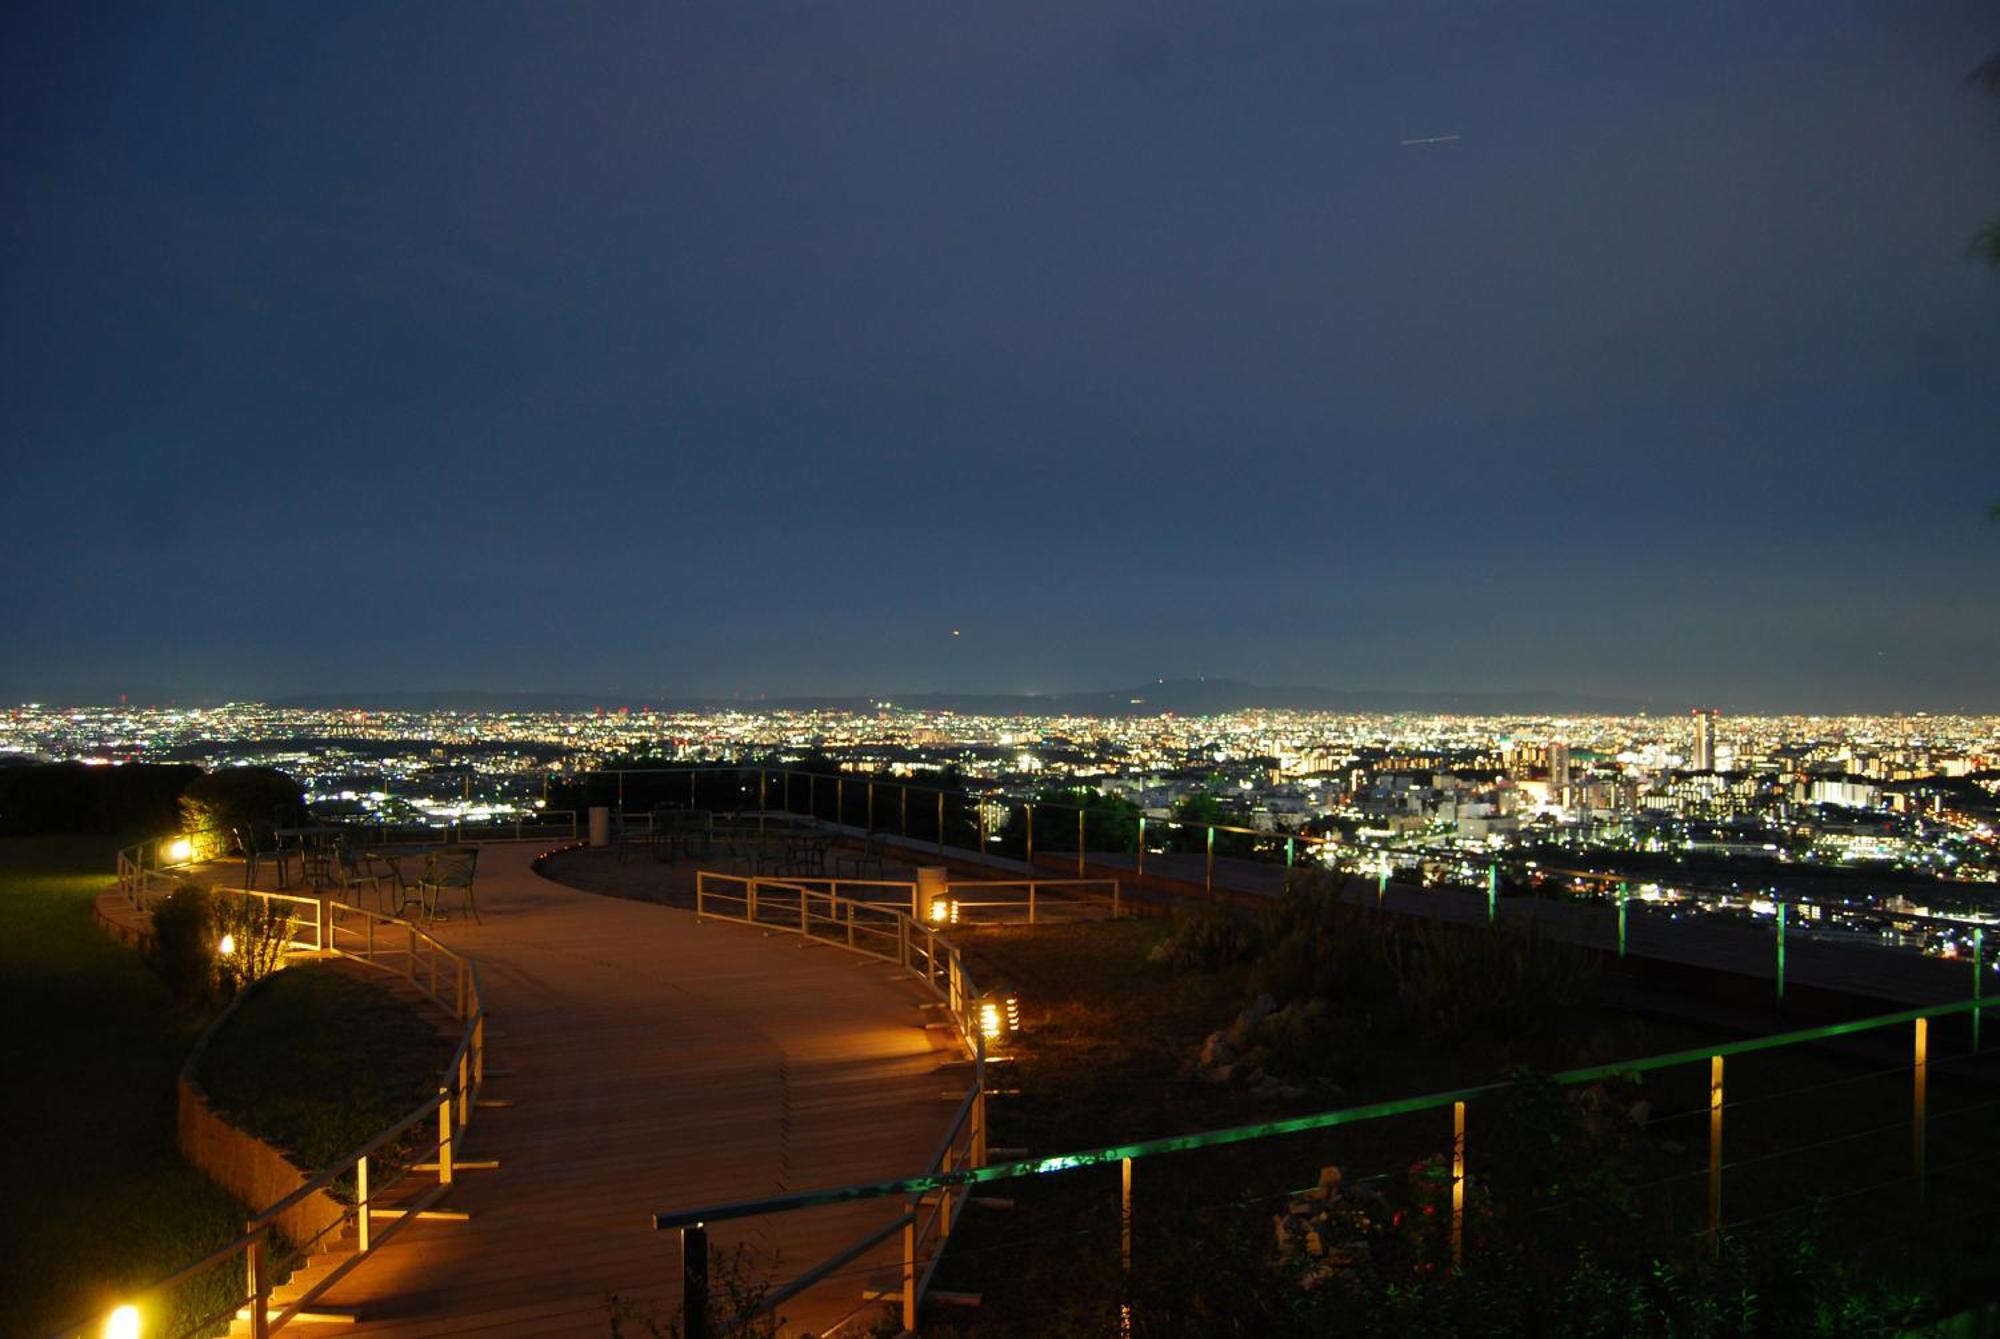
[4,2,1997,711]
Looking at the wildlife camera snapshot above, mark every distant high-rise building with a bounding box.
[1691,708,1718,772]
[1549,741,1571,796]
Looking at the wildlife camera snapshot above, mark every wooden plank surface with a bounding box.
[288,842,958,1336]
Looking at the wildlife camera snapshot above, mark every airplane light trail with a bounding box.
[1400,134,1462,146]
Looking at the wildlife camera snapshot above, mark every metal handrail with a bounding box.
[581,765,1997,1002]
[54,884,489,1339]
[685,873,989,1331]
[650,992,1994,1325]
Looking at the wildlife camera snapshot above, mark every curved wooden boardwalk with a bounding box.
[215,844,953,1337]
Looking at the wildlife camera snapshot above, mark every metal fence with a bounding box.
[56,886,489,1339]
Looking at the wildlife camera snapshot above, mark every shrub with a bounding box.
[1149,907,1259,971]
[177,767,306,852]
[213,894,291,997]
[1384,919,1598,1048]
[150,881,216,1004]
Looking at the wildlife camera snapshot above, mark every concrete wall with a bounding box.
[177,1071,347,1252]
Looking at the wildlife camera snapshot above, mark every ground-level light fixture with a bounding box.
[105,1304,140,1339]
[164,836,194,864]
[928,897,958,926]
[218,933,236,958]
[979,992,1021,1043]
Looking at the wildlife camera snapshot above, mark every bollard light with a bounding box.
[979,993,1021,1042]
[218,933,236,958]
[106,1304,141,1339]
[164,837,194,864]
[929,897,958,926]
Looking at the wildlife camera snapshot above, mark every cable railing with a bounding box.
[649,992,2000,1334]
[574,765,1999,1000]
[685,874,991,1333]
[56,884,489,1339]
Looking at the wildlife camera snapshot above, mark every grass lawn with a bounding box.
[196,962,454,1191]
[0,835,243,1338]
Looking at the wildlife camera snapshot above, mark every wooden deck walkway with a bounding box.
[158,843,959,1337]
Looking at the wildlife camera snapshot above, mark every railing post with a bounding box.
[1486,864,1498,925]
[868,780,875,832]
[682,1224,709,1339]
[438,1088,454,1185]
[1029,883,1038,925]
[474,1014,485,1093]
[1975,927,1984,1051]
[1136,815,1146,882]
[1914,1016,1928,1198]
[357,1155,372,1252]
[1120,1154,1133,1332]
[1205,825,1215,898]
[973,1030,988,1168]
[902,1195,918,1330]
[1025,802,1034,872]
[937,791,945,855]
[247,1222,271,1339]
[1451,1100,1466,1269]
[1706,1054,1724,1251]
[1617,882,1628,957]
[898,915,909,971]
[1077,808,1086,877]
[1775,902,1787,999]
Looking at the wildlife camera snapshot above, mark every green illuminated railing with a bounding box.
[654,993,1996,1330]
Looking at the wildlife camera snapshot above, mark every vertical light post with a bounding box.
[1485,864,1498,925]
[1136,816,1146,882]
[1617,881,1628,958]
[1204,825,1215,899]
[1077,807,1086,878]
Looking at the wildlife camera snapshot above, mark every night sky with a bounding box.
[4,3,1997,712]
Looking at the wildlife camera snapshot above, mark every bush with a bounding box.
[177,767,306,852]
[149,881,216,1005]
[213,895,291,997]
[1148,907,1259,972]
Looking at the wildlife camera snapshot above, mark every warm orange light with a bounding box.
[928,897,957,926]
[164,837,194,864]
[106,1304,140,1339]
[218,933,236,958]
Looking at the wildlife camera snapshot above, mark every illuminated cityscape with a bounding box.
[9,698,1996,895]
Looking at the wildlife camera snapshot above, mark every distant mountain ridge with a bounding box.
[269,679,1652,717]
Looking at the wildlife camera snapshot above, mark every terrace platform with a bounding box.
[104,843,960,1337]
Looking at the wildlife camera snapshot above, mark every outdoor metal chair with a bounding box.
[234,823,295,890]
[327,841,395,912]
[418,847,481,924]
